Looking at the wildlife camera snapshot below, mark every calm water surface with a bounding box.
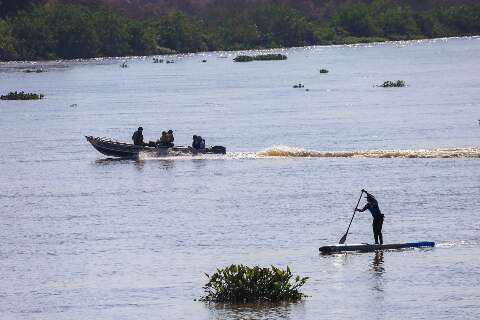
[1,37,479,319]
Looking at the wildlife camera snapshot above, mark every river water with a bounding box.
[1,37,479,320]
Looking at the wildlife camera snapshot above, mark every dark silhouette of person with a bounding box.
[355,190,384,244]
[132,127,146,146]
[166,129,174,147]
[191,135,205,149]
[158,131,168,146]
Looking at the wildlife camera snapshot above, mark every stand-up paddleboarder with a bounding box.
[355,190,384,244]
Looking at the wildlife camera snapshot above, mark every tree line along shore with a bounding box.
[0,0,479,61]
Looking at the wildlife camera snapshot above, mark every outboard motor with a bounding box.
[210,145,226,154]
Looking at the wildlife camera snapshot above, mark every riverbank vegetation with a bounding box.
[1,91,44,100]
[200,265,308,303]
[1,1,479,61]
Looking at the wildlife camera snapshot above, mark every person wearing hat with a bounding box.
[355,190,385,244]
[132,127,146,146]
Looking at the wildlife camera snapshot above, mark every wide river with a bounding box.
[1,37,479,320]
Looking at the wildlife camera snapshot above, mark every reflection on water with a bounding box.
[370,251,385,293]
[205,301,305,320]
[94,157,134,165]
[371,251,385,274]
[93,157,175,170]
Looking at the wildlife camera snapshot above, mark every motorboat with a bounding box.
[85,136,226,158]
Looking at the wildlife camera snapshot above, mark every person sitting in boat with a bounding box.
[192,135,205,150]
[157,131,168,147]
[355,190,384,245]
[192,135,199,149]
[165,129,174,147]
[132,127,146,146]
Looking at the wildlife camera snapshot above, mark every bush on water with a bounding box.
[379,80,406,87]
[23,69,45,73]
[234,54,287,62]
[200,264,308,303]
[1,91,44,100]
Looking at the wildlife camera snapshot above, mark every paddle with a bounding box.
[339,190,365,244]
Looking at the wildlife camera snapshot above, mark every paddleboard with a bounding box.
[319,241,435,254]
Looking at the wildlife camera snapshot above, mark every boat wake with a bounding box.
[257,145,480,158]
[135,145,480,160]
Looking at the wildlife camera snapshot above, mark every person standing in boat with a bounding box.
[132,127,146,146]
[355,190,384,245]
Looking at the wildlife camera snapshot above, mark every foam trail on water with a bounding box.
[136,146,479,160]
[258,145,480,158]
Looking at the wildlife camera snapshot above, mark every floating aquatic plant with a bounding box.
[1,91,44,100]
[200,264,308,303]
[234,54,287,62]
[319,69,329,73]
[23,69,46,73]
[379,80,406,87]
[293,83,305,88]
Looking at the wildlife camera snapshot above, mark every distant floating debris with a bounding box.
[69,103,78,108]
[293,83,305,88]
[153,58,164,63]
[233,54,287,62]
[166,60,175,64]
[1,91,44,100]
[120,61,128,68]
[23,69,46,73]
[378,80,406,87]
[319,69,329,73]
[201,59,207,63]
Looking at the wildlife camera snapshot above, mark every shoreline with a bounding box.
[1,35,478,64]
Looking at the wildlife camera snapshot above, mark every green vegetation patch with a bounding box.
[379,80,406,87]
[23,69,45,73]
[234,54,287,62]
[200,264,308,303]
[1,91,44,100]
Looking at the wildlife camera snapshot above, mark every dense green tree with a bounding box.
[155,11,207,53]
[0,0,44,18]
[332,3,380,37]
[93,10,132,56]
[9,7,56,60]
[128,21,157,55]
[49,5,100,59]
[380,7,420,39]
[254,4,316,47]
[0,19,17,60]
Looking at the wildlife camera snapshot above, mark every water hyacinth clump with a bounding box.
[379,80,406,87]
[200,264,308,303]
[1,91,44,100]
[234,54,287,62]
[24,69,46,73]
